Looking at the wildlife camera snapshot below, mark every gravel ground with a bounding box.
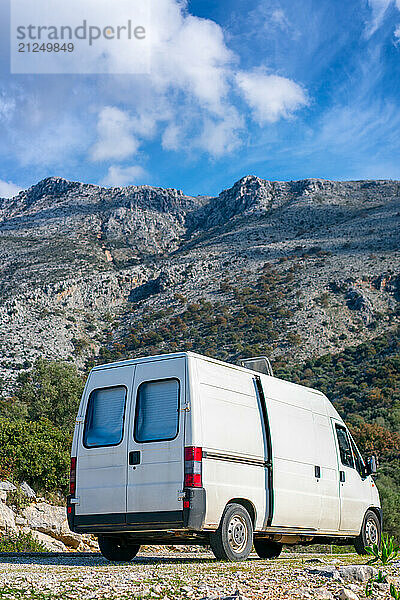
[1,550,398,600]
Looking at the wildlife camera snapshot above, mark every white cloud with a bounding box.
[90,107,140,162]
[366,0,400,36]
[395,23,400,38]
[0,179,22,198]
[90,0,308,161]
[2,0,310,168]
[195,108,244,157]
[101,165,148,187]
[15,117,86,167]
[271,9,291,31]
[150,9,234,113]
[0,95,16,122]
[162,123,182,151]
[236,70,308,124]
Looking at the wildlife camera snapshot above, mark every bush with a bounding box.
[6,487,30,511]
[0,419,70,494]
[0,531,48,553]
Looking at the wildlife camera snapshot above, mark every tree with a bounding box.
[12,359,84,431]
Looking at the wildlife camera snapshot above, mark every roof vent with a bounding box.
[240,356,273,376]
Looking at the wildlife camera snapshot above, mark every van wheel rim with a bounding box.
[227,515,248,553]
[365,519,378,545]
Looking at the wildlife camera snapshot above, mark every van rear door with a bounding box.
[126,357,186,525]
[75,365,134,521]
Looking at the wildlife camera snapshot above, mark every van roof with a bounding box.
[92,351,341,420]
[92,351,275,379]
[91,351,330,402]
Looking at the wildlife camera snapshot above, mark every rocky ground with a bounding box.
[0,481,98,553]
[2,482,399,600]
[0,550,399,600]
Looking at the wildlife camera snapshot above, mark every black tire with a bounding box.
[98,535,140,562]
[354,510,381,555]
[254,539,283,559]
[209,503,253,562]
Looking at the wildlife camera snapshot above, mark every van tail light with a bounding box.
[69,457,77,495]
[184,446,202,488]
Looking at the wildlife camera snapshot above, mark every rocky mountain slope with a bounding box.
[0,175,399,387]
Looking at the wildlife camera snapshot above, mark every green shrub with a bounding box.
[0,531,48,553]
[6,487,30,511]
[0,418,70,494]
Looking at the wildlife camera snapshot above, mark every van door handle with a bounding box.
[340,470,345,483]
[129,451,141,466]
[315,466,321,479]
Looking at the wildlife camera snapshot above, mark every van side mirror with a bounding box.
[365,455,378,476]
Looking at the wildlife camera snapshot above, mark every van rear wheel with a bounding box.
[254,539,282,559]
[354,510,381,555]
[98,535,140,562]
[209,503,253,562]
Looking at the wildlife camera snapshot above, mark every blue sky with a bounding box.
[0,0,400,197]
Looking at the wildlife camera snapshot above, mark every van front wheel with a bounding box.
[210,503,253,562]
[98,535,140,562]
[354,510,381,555]
[254,539,282,559]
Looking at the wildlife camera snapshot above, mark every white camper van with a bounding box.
[67,352,381,562]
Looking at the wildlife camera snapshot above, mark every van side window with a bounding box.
[335,425,355,469]
[134,379,179,443]
[350,437,366,478]
[84,386,126,448]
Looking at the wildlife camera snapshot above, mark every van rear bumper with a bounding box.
[67,489,206,534]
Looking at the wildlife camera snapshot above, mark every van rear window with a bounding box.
[134,379,179,443]
[83,386,126,448]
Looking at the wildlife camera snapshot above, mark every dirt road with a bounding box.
[0,550,397,600]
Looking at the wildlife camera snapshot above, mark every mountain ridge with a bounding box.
[0,175,399,388]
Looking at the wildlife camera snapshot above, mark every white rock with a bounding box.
[82,534,99,550]
[0,481,16,492]
[314,588,334,600]
[180,586,194,596]
[29,530,68,552]
[0,491,7,502]
[297,588,311,599]
[338,588,359,600]
[23,502,82,548]
[0,501,17,532]
[20,481,36,498]
[222,590,248,600]
[339,565,378,583]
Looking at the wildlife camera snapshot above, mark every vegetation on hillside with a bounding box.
[98,262,303,364]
